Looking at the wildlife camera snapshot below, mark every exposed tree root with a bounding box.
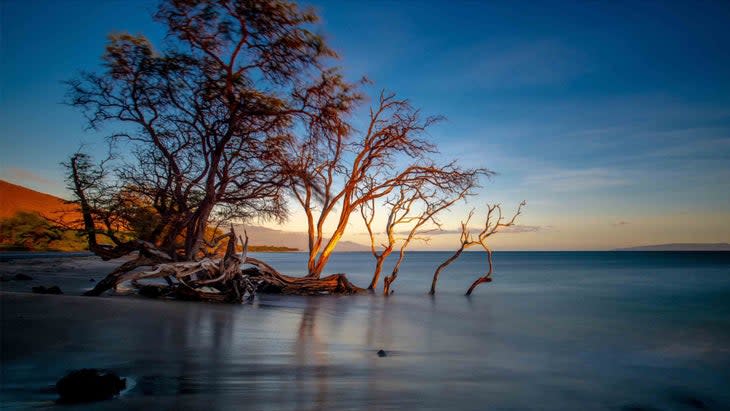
[85,227,365,303]
[83,252,168,297]
[244,259,364,295]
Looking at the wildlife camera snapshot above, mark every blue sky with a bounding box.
[1,0,729,249]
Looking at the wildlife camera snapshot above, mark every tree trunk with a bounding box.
[465,247,494,296]
[429,246,465,295]
[185,202,214,259]
[308,214,351,278]
[367,257,386,290]
[382,267,397,295]
[83,254,164,296]
[465,276,492,296]
[69,159,99,251]
[383,246,408,295]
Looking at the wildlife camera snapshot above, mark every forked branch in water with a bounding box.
[429,201,526,295]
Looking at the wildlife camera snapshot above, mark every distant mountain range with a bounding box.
[615,243,730,251]
[232,224,369,252]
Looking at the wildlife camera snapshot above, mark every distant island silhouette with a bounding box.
[615,243,730,251]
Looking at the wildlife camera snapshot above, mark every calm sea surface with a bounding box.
[1,251,729,410]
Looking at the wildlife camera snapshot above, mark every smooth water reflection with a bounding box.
[1,251,730,410]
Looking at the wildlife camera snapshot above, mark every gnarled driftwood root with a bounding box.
[85,227,364,303]
[245,258,364,295]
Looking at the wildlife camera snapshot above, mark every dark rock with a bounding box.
[89,278,96,282]
[13,273,33,281]
[377,349,387,357]
[138,285,165,298]
[0,275,11,282]
[56,369,126,404]
[32,285,63,295]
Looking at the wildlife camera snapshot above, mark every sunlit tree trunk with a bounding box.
[429,246,465,295]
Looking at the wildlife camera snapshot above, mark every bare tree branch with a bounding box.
[429,201,526,295]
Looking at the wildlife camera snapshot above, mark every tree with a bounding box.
[360,186,418,291]
[63,0,506,302]
[360,170,485,294]
[284,92,482,279]
[381,181,482,295]
[429,201,525,295]
[66,0,360,296]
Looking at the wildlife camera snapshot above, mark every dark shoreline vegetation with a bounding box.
[53,0,524,303]
[0,211,298,253]
[0,211,89,252]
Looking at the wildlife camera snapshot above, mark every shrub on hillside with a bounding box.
[0,211,87,251]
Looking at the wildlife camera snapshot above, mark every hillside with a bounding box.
[0,179,80,224]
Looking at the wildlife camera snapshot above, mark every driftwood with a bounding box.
[84,251,169,297]
[86,226,364,303]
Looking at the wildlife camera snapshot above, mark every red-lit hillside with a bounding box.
[0,180,80,224]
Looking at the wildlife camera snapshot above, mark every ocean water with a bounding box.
[1,251,729,410]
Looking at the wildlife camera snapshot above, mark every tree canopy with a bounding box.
[64,0,516,301]
[67,0,360,262]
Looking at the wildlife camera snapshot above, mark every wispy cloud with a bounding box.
[416,224,545,236]
[523,167,629,192]
[353,224,545,237]
[502,224,544,233]
[0,167,52,185]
